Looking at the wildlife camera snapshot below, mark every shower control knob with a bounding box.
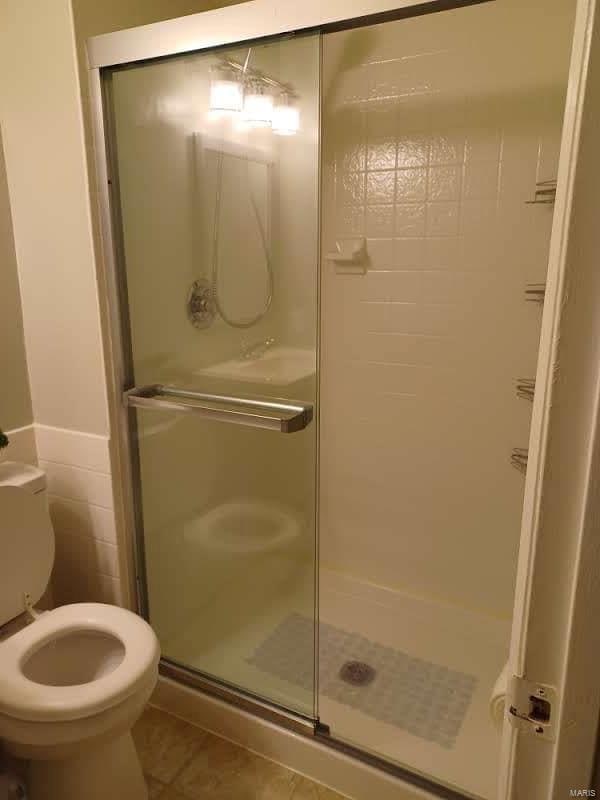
[187,279,216,329]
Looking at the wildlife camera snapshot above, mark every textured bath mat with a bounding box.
[247,613,477,748]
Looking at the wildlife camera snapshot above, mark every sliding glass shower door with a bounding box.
[104,33,320,717]
[318,2,574,797]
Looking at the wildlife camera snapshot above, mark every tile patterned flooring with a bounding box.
[133,706,347,800]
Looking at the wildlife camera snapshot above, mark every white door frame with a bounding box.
[500,0,600,795]
[86,0,600,796]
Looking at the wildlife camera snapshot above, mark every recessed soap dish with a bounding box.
[327,237,367,274]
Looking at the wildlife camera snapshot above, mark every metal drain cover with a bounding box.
[339,660,376,687]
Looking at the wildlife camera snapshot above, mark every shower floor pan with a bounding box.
[162,569,508,800]
[316,571,509,800]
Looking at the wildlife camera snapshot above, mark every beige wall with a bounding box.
[0,0,108,436]
[0,130,32,433]
[72,0,245,40]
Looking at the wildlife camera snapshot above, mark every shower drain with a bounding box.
[339,660,377,687]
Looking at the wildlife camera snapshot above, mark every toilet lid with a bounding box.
[0,486,54,626]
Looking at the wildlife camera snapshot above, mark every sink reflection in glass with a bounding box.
[197,345,315,386]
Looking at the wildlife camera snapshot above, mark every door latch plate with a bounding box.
[507,676,557,741]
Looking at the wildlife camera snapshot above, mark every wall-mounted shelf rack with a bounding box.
[511,448,529,473]
[516,378,535,401]
[526,179,557,205]
[525,283,546,303]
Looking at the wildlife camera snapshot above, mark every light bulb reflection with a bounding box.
[209,67,243,113]
[243,81,273,127]
[272,94,300,136]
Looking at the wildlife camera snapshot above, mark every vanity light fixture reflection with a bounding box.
[243,79,274,127]
[209,56,300,135]
[209,65,243,112]
[272,92,300,136]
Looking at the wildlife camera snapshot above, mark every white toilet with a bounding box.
[0,462,160,800]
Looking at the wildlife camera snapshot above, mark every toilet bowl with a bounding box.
[0,463,160,800]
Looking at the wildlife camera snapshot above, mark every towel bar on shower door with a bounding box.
[124,384,313,433]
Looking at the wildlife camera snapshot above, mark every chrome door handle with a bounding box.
[124,384,313,433]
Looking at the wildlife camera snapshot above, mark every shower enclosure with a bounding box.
[89,0,600,797]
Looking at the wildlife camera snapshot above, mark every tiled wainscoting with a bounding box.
[35,425,121,606]
[1,423,122,606]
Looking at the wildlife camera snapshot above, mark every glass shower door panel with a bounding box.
[105,33,319,717]
[133,408,316,716]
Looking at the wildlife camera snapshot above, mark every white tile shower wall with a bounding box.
[35,425,121,607]
[320,10,569,619]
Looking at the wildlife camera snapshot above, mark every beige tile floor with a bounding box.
[133,706,348,800]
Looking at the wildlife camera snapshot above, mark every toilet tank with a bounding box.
[0,461,54,618]
[0,461,47,495]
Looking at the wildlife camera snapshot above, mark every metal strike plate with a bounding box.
[508,676,558,741]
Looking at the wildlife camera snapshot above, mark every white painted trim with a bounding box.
[151,676,433,800]
[87,0,460,69]
[499,0,600,795]
[545,0,600,790]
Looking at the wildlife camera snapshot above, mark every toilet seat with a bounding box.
[0,603,159,723]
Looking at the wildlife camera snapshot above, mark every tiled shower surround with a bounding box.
[320,8,567,620]
[317,10,571,786]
